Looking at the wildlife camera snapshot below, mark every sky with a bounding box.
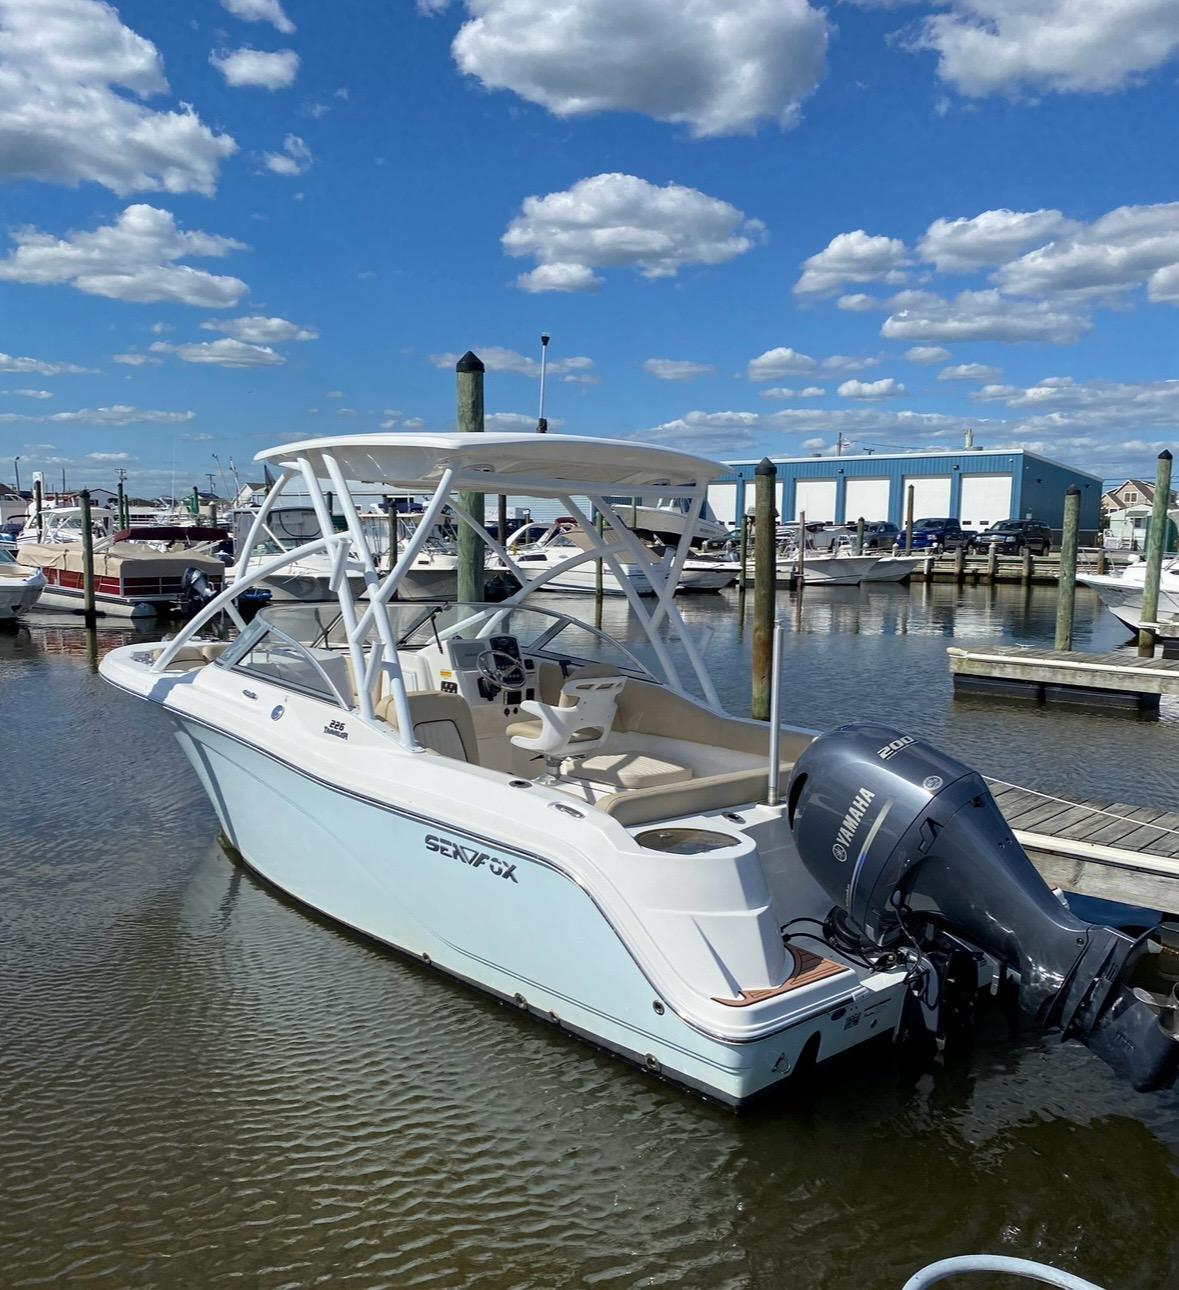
[1,0,1178,500]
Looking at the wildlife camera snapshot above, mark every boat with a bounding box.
[1078,558,1179,638]
[225,504,368,602]
[16,503,115,547]
[861,554,923,583]
[99,432,1179,1104]
[359,510,462,601]
[0,545,46,618]
[21,540,227,618]
[779,551,882,585]
[500,522,735,595]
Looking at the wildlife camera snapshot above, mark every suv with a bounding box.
[908,518,971,550]
[968,519,1052,555]
[843,520,900,550]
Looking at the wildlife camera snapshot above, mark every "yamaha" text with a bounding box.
[831,787,876,863]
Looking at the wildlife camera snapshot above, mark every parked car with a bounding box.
[908,518,972,550]
[852,520,901,550]
[967,518,1052,555]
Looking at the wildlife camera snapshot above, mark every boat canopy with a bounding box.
[156,431,727,743]
[255,433,722,497]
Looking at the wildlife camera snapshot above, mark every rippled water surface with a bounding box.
[4,586,1179,1289]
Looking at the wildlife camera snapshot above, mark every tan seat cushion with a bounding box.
[374,691,479,763]
[596,766,795,827]
[564,752,692,791]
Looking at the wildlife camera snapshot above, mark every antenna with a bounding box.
[536,332,550,433]
[212,452,231,498]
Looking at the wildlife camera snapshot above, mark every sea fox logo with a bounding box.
[425,833,518,883]
[831,787,876,863]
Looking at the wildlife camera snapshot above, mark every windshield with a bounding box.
[914,519,949,529]
[989,522,1020,532]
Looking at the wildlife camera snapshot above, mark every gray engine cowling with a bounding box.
[786,723,1179,1093]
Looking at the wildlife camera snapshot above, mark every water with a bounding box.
[4,585,1179,1289]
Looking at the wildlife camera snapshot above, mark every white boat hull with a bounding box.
[166,711,902,1105]
[36,582,159,618]
[1079,572,1179,637]
[862,556,922,583]
[0,568,46,617]
[781,555,882,586]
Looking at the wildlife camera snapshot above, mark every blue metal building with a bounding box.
[709,448,1103,536]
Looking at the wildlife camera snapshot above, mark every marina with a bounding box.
[7,564,1179,1288]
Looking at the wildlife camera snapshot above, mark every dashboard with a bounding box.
[440,633,538,713]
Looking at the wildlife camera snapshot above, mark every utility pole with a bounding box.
[13,456,20,494]
[536,332,550,433]
[115,466,128,530]
[836,431,845,457]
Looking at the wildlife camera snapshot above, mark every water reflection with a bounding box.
[4,588,1179,1288]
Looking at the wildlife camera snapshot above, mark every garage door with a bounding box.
[707,482,738,526]
[960,474,1012,530]
[844,478,891,523]
[903,475,951,522]
[794,478,837,522]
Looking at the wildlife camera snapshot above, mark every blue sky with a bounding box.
[1,0,1178,498]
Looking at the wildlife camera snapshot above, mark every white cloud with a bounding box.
[0,352,94,375]
[201,315,318,342]
[210,47,299,90]
[994,203,1179,303]
[88,451,132,462]
[915,0,1179,98]
[919,209,1077,274]
[263,133,312,176]
[642,358,714,381]
[747,347,817,380]
[821,353,882,373]
[2,388,52,398]
[938,362,1001,381]
[326,389,346,398]
[761,387,795,400]
[837,293,880,312]
[49,405,194,425]
[451,0,828,138]
[112,353,162,366]
[1150,263,1179,304]
[336,407,358,417]
[800,386,826,398]
[427,347,594,379]
[795,230,908,298]
[838,377,906,399]
[220,0,295,34]
[0,0,235,196]
[485,411,564,432]
[150,338,284,367]
[904,345,951,365]
[881,289,1090,343]
[503,173,765,292]
[0,205,248,307]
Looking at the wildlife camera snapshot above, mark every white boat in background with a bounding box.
[0,546,46,618]
[16,504,114,548]
[500,523,734,594]
[98,430,1179,1104]
[226,505,368,602]
[360,511,461,601]
[1078,557,1179,637]
[862,554,922,583]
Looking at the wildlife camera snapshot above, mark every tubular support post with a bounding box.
[321,452,416,739]
[154,533,333,671]
[1138,449,1173,657]
[295,458,374,723]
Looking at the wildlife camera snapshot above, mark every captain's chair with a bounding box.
[510,675,627,784]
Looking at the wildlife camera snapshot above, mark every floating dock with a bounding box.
[948,644,1179,711]
[989,779,1179,912]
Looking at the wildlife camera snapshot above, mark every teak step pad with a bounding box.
[713,948,850,1007]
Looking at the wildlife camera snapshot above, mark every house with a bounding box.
[1101,479,1177,516]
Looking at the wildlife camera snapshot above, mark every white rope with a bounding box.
[987,777,1179,837]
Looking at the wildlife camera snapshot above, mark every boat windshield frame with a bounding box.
[150,433,723,751]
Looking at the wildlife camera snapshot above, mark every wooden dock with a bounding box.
[988,779,1179,911]
[948,644,1179,710]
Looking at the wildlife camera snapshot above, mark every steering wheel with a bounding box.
[476,648,526,692]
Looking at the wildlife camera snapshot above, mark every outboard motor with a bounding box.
[786,723,1179,1092]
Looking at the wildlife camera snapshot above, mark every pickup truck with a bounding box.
[908,518,973,550]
